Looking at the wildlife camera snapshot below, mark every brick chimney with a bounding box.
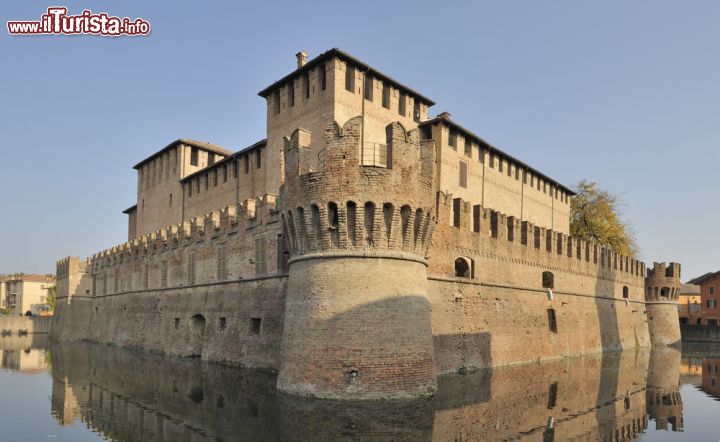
[296,51,308,69]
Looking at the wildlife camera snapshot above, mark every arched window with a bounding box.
[328,202,339,228]
[623,286,629,299]
[542,271,554,289]
[455,257,472,278]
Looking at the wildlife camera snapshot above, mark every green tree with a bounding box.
[570,180,638,257]
[47,285,57,310]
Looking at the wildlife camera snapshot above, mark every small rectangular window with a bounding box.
[452,198,461,228]
[345,64,355,92]
[208,153,215,166]
[244,155,249,174]
[320,63,327,91]
[213,169,218,187]
[190,147,199,166]
[288,81,295,107]
[498,158,503,173]
[459,161,468,188]
[232,161,238,178]
[420,125,432,140]
[250,318,262,335]
[273,90,280,114]
[219,317,227,330]
[364,75,373,101]
[464,139,472,157]
[398,92,406,116]
[256,150,261,169]
[174,318,180,329]
[413,101,421,122]
[448,129,457,148]
[472,205,481,233]
[382,83,390,108]
[223,165,228,183]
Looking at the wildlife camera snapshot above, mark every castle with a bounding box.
[52,49,681,400]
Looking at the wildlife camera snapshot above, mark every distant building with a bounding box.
[1,275,55,316]
[687,272,720,325]
[678,284,701,324]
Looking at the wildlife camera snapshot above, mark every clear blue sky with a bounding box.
[1,1,718,280]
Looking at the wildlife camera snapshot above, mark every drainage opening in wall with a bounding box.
[347,369,360,384]
[188,386,204,404]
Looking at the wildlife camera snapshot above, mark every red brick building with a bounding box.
[687,272,720,325]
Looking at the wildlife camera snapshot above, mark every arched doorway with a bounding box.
[188,314,206,358]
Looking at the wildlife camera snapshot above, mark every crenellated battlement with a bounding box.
[645,262,682,302]
[87,195,279,273]
[436,193,646,280]
[280,117,437,262]
[644,263,682,346]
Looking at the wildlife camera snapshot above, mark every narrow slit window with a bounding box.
[364,75,373,101]
[448,129,457,148]
[547,382,558,408]
[547,309,558,333]
[459,161,468,188]
[273,89,280,114]
[345,64,355,92]
[320,63,327,90]
[288,80,295,107]
[382,83,390,108]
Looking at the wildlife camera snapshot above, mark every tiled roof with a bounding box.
[257,48,435,106]
[133,139,233,170]
[679,284,701,295]
[687,271,720,285]
[421,114,576,195]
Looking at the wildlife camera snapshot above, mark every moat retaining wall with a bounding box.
[0,316,51,334]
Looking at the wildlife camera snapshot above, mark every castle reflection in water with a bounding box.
[0,336,697,441]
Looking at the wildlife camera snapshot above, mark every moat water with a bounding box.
[0,337,718,441]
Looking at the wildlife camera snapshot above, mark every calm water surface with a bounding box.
[0,336,719,441]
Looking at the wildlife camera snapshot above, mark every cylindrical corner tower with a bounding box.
[645,262,682,346]
[276,118,437,399]
[646,346,684,431]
